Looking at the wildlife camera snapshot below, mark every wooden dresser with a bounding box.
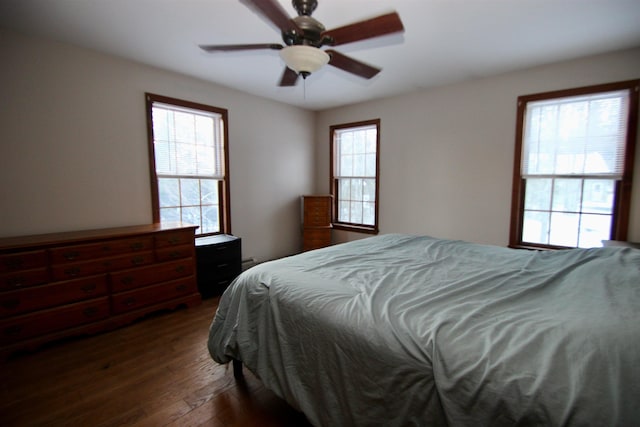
[0,222,200,357]
[301,195,332,251]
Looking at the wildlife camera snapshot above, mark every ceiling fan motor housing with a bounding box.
[283,15,328,47]
[283,0,334,47]
[292,0,318,16]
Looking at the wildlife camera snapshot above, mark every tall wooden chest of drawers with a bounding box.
[195,234,242,298]
[302,195,333,251]
[0,222,200,357]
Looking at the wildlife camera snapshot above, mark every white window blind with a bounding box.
[151,102,225,179]
[522,90,629,178]
[335,124,378,178]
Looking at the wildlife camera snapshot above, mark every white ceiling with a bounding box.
[2,0,640,111]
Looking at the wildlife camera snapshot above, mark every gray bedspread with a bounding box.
[208,234,640,426]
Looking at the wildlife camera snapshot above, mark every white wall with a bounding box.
[2,28,638,259]
[0,29,316,262]
[316,47,640,246]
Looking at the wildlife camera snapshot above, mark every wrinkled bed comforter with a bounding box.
[208,234,640,426]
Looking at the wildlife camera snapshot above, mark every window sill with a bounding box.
[508,243,570,251]
[332,223,379,235]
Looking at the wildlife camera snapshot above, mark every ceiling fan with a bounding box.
[199,0,405,86]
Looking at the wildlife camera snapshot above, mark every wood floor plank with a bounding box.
[0,297,311,427]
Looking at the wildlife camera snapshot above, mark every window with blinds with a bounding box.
[522,90,629,178]
[510,80,638,249]
[146,94,230,236]
[330,119,380,234]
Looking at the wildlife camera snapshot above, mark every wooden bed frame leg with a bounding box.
[232,359,243,379]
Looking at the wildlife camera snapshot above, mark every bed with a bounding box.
[207,234,640,426]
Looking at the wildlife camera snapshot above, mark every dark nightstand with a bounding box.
[195,234,242,298]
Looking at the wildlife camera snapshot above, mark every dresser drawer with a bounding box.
[197,271,238,298]
[0,275,108,318]
[0,250,48,273]
[50,251,154,281]
[0,268,50,292]
[155,244,193,262]
[304,210,331,226]
[155,229,194,248]
[303,196,332,226]
[0,297,109,345]
[303,227,332,251]
[49,236,154,264]
[111,276,197,314]
[197,259,241,281]
[110,259,194,292]
[197,242,240,263]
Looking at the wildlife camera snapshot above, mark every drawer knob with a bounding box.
[7,277,24,288]
[83,307,99,317]
[130,256,145,265]
[64,267,80,277]
[63,251,79,261]
[130,242,144,250]
[4,325,23,336]
[1,299,21,310]
[81,283,97,293]
[175,265,186,274]
[175,284,187,291]
[168,237,181,245]
[121,276,134,285]
[5,259,24,269]
[123,297,136,307]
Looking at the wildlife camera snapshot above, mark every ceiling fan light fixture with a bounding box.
[279,45,330,77]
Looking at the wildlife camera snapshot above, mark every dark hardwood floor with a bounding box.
[0,297,312,427]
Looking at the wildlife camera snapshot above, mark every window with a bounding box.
[509,80,638,249]
[146,93,231,236]
[330,119,380,234]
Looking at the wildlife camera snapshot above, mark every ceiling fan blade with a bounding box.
[199,43,283,52]
[279,67,299,86]
[326,50,381,79]
[322,12,404,46]
[240,0,302,33]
